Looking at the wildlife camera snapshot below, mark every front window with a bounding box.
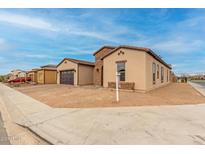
[152,63,156,84]
[117,62,125,81]
[157,64,159,79]
[161,67,164,83]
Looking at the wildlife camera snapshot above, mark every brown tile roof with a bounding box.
[38,68,57,71]
[93,45,116,56]
[57,58,95,67]
[101,45,172,69]
[41,64,57,68]
[28,69,39,73]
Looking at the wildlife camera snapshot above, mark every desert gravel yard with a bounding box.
[14,83,205,108]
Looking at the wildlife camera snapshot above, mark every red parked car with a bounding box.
[8,77,31,83]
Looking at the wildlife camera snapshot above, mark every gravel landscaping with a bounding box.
[13,83,205,108]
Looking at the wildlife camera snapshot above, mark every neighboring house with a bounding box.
[171,72,177,82]
[27,68,39,83]
[37,64,57,84]
[8,69,27,81]
[96,45,172,92]
[57,58,94,85]
[18,71,27,78]
[177,76,188,83]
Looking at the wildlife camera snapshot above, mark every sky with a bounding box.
[0,8,205,75]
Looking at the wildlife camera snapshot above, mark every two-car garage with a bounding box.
[57,58,94,85]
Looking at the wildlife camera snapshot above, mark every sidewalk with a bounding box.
[0,112,10,144]
[0,83,50,144]
[1,83,205,144]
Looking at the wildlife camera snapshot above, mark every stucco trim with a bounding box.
[115,60,127,63]
[77,65,79,85]
[59,69,76,72]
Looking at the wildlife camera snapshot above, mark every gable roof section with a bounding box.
[93,45,116,56]
[101,45,172,69]
[41,64,57,68]
[57,58,95,67]
[28,68,40,73]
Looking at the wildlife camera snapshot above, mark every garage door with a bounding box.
[60,70,74,85]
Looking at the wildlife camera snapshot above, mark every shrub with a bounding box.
[0,75,7,82]
[0,76,4,82]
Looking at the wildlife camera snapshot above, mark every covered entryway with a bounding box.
[60,70,74,85]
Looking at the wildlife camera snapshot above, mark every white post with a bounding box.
[116,72,119,102]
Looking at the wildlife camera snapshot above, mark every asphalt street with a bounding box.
[192,81,205,89]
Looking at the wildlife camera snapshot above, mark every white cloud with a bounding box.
[0,11,143,43]
[68,30,119,43]
[0,38,4,43]
[62,50,93,56]
[152,38,204,53]
[0,12,58,31]
[24,54,49,58]
[0,56,5,61]
[0,11,115,42]
[17,53,59,60]
[0,38,11,52]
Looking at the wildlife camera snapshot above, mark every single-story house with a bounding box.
[8,69,27,81]
[57,58,94,85]
[27,68,39,83]
[93,45,172,92]
[37,64,57,84]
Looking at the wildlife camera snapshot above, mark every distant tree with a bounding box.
[0,75,8,82]
[0,75,4,82]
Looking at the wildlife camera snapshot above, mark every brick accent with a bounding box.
[93,47,114,86]
[108,82,135,90]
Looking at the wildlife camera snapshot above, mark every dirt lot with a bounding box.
[13,83,205,108]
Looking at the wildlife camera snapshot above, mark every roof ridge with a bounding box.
[65,57,94,63]
[101,45,171,69]
[93,45,116,56]
[57,57,95,67]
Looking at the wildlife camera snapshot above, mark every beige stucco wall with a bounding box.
[28,72,37,82]
[33,72,37,82]
[78,64,94,85]
[57,59,78,85]
[145,54,171,91]
[103,48,147,91]
[44,70,57,84]
[37,70,44,84]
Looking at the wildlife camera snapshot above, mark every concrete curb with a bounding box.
[188,81,205,97]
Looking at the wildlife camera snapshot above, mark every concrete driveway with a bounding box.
[1,83,205,144]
